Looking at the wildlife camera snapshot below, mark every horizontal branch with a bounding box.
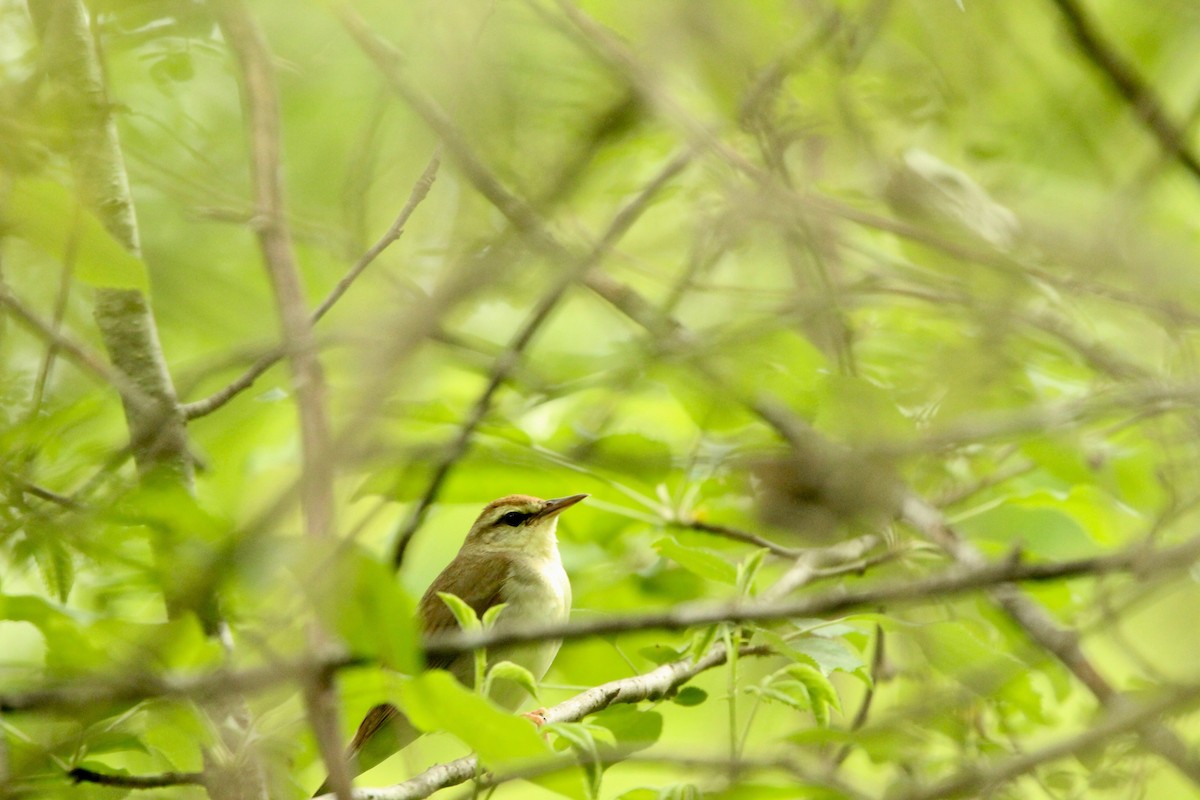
[69,767,204,789]
[421,534,1200,661]
[325,643,773,800]
[182,153,440,421]
[5,536,1198,716]
[900,680,1200,800]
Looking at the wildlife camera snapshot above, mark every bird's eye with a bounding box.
[499,511,527,526]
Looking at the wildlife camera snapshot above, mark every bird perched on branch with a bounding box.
[314,493,585,795]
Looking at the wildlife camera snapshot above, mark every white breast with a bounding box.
[487,555,571,710]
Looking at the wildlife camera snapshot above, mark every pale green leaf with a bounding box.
[2,178,148,291]
[654,537,737,584]
[485,659,540,702]
[438,591,482,632]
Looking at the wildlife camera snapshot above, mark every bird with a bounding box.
[315,493,585,795]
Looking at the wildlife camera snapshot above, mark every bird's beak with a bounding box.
[536,494,588,519]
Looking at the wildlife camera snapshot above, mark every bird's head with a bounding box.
[464,493,587,556]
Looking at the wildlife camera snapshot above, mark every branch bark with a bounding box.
[212,2,345,796]
[318,644,774,800]
[27,0,191,482]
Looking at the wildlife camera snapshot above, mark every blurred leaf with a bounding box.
[582,433,673,482]
[685,623,721,665]
[311,547,419,673]
[485,659,539,702]
[589,705,663,754]
[735,548,768,598]
[399,671,587,798]
[671,686,707,707]
[653,537,736,584]
[27,524,75,603]
[1,179,148,291]
[813,375,912,445]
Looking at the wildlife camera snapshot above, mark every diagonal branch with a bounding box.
[389,149,693,566]
[900,495,1200,786]
[1048,0,1200,184]
[182,154,441,420]
[315,643,774,800]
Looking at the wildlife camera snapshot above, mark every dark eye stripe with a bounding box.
[498,510,529,526]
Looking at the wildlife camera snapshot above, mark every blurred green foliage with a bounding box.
[4,0,1200,798]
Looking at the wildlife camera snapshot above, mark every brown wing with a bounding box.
[316,553,513,794]
[315,703,418,795]
[418,549,513,672]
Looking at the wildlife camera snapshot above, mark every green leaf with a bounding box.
[399,670,548,765]
[780,663,842,725]
[311,547,419,673]
[685,623,721,665]
[437,591,482,632]
[548,722,603,798]
[2,178,148,291]
[653,537,737,584]
[589,705,663,754]
[736,548,768,598]
[481,601,509,629]
[399,672,587,798]
[789,635,864,676]
[757,629,864,677]
[80,731,150,757]
[638,644,685,666]
[671,686,707,707]
[485,659,540,702]
[28,525,75,603]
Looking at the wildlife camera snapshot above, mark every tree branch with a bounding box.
[389,149,693,566]
[69,767,204,789]
[317,643,774,800]
[212,2,343,796]
[1048,0,1200,185]
[27,0,192,481]
[182,153,442,421]
[7,537,1196,716]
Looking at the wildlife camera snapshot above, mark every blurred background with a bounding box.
[4,0,1200,797]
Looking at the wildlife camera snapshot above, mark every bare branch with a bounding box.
[900,494,1200,786]
[674,518,804,559]
[182,154,442,421]
[1048,0,1200,185]
[318,643,774,800]
[389,149,693,566]
[213,3,344,796]
[69,767,204,789]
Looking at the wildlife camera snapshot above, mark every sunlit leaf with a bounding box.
[653,537,737,584]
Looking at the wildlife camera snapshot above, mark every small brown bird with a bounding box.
[315,493,585,795]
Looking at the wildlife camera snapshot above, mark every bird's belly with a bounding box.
[487,559,570,710]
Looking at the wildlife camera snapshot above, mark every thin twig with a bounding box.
[389,149,693,566]
[182,154,441,420]
[676,518,804,558]
[69,767,204,789]
[212,3,344,797]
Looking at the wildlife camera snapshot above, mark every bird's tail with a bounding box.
[312,703,419,797]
